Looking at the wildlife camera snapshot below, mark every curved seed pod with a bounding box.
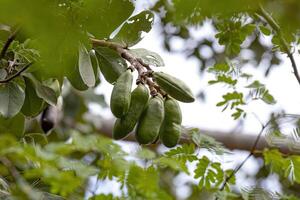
[113,84,149,140]
[110,70,133,118]
[153,72,195,103]
[136,95,164,144]
[160,98,182,147]
[160,122,182,148]
[164,97,182,124]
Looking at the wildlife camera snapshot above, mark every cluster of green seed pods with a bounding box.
[97,47,195,147]
[108,70,195,148]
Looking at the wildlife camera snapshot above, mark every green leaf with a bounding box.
[208,63,230,73]
[263,149,287,175]
[245,80,265,88]
[261,91,276,105]
[59,159,99,179]
[189,128,228,155]
[129,48,164,67]
[246,81,276,105]
[165,143,198,162]
[126,165,170,199]
[0,79,25,118]
[113,10,154,47]
[0,113,25,138]
[155,157,189,173]
[24,133,48,146]
[66,62,89,91]
[194,156,224,190]
[259,25,272,36]
[216,91,244,110]
[89,50,101,86]
[94,47,127,84]
[136,148,156,160]
[241,187,279,200]
[78,45,96,87]
[84,0,134,39]
[208,75,237,86]
[89,194,116,200]
[35,83,57,106]
[21,77,44,117]
[98,156,128,180]
[290,156,300,184]
[43,78,61,97]
[25,74,58,106]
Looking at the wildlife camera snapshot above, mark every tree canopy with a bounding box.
[0,0,300,199]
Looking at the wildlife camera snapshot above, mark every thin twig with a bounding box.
[258,5,300,86]
[216,119,271,196]
[0,62,32,83]
[0,28,19,60]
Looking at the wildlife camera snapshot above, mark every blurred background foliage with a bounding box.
[0,0,300,199]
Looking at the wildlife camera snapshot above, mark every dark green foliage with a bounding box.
[0,1,299,199]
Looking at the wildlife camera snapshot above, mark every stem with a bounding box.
[91,38,165,96]
[0,157,21,181]
[0,62,32,83]
[258,5,300,86]
[216,119,271,196]
[0,28,19,60]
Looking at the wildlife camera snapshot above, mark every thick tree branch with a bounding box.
[258,5,300,86]
[98,118,293,154]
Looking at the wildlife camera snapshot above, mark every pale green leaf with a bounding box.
[35,83,57,106]
[94,47,127,84]
[129,48,164,67]
[113,10,154,47]
[0,79,25,118]
[79,45,95,87]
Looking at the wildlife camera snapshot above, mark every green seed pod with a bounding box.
[164,97,182,124]
[113,84,149,140]
[136,95,164,144]
[160,122,181,148]
[160,98,182,147]
[110,70,133,118]
[95,47,127,84]
[153,72,195,103]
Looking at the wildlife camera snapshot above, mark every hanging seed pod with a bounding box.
[110,70,133,118]
[113,84,149,139]
[153,72,195,103]
[136,95,164,144]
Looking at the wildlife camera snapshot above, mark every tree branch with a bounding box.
[258,5,300,86]
[0,28,19,60]
[97,118,294,154]
[0,157,21,181]
[90,38,165,96]
[0,62,32,83]
[217,119,271,194]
